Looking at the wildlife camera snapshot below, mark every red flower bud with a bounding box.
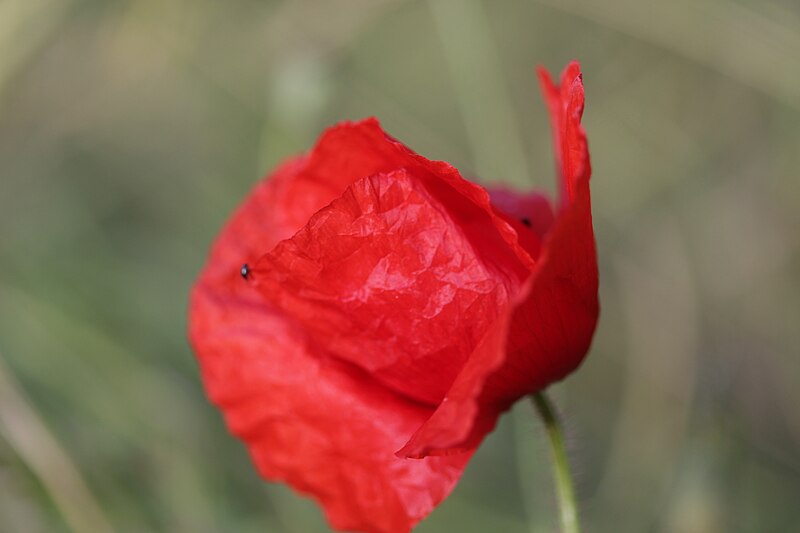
[189,61,598,533]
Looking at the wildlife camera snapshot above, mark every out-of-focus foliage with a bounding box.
[0,0,798,532]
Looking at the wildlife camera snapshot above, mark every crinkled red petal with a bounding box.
[399,61,598,458]
[285,117,537,272]
[190,160,473,533]
[251,169,527,406]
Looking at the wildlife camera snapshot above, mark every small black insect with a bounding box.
[240,263,250,280]
[520,217,532,228]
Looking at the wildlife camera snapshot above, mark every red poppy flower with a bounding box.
[189,61,597,533]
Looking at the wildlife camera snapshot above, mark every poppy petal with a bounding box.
[487,187,555,240]
[399,62,598,457]
[537,61,591,201]
[190,168,472,533]
[487,187,555,261]
[251,168,527,406]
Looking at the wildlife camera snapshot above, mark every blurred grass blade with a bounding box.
[0,0,73,108]
[428,0,532,185]
[0,351,114,533]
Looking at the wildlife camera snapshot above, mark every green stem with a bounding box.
[532,392,581,533]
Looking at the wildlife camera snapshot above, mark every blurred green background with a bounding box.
[1,0,799,531]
